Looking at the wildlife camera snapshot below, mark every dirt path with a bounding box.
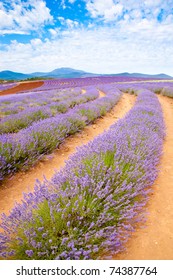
[98,90,106,97]
[0,93,135,216]
[0,81,44,96]
[113,95,173,260]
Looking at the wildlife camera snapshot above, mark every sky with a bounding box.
[0,0,173,75]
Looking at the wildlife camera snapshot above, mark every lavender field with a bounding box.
[0,76,173,259]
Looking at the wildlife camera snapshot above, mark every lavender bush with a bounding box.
[0,89,165,259]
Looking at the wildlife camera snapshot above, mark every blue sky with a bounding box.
[0,0,173,75]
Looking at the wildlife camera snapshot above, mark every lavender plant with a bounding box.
[0,89,165,259]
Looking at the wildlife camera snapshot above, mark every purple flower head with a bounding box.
[25,250,34,257]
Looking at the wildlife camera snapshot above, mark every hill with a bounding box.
[112,72,172,79]
[0,68,172,80]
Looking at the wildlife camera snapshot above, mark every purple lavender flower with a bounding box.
[38,227,44,232]
[25,250,34,257]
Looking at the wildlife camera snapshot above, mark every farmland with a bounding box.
[0,77,173,259]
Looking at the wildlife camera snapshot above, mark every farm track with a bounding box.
[113,95,173,260]
[0,93,136,217]
[0,81,44,96]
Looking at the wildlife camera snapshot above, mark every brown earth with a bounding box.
[0,81,44,96]
[113,95,173,260]
[98,90,106,97]
[0,93,136,216]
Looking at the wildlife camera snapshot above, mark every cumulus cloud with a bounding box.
[57,17,79,30]
[0,0,53,35]
[66,19,79,28]
[1,22,173,75]
[86,0,123,21]
[49,28,60,38]
[84,0,173,23]
[0,0,173,75]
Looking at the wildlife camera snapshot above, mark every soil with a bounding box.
[0,93,136,217]
[98,90,106,97]
[113,95,173,260]
[0,81,44,96]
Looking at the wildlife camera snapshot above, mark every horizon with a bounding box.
[0,1,173,76]
[0,67,172,78]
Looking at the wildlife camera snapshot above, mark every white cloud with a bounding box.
[104,3,123,21]
[61,0,76,8]
[66,19,79,28]
[0,20,173,76]
[49,28,60,38]
[58,16,66,24]
[144,0,163,8]
[61,0,66,9]
[85,0,173,23]
[0,30,29,35]
[86,0,123,21]
[0,0,53,35]
[0,0,173,76]
[58,17,79,28]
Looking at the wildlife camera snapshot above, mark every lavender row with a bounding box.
[0,87,99,134]
[0,89,165,259]
[0,83,17,92]
[0,85,122,181]
[117,81,173,97]
[0,87,82,117]
[153,85,173,97]
[1,79,169,118]
[37,76,161,91]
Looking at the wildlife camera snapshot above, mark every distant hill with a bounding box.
[111,72,173,79]
[0,70,31,80]
[0,68,94,80]
[0,68,172,80]
[44,68,95,78]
